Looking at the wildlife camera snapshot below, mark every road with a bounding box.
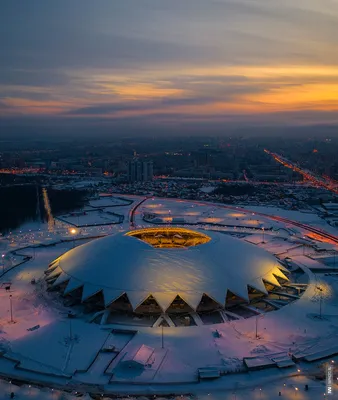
[208,202,338,245]
[129,196,150,228]
[265,149,338,195]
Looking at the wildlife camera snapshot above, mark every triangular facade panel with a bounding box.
[197,293,224,311]
[152,292,177,312]
[250,279,268,295]
[263,272,281,287]
[103,289,125,307]
[166,294,195,312]
[276,262,290,273]
[81,284,103,302]
[64,278,83,295]
[46,263,60,275]
[52,272,70,287]
[227,282,249,302]
[126,291,150,310]
[203,288,226,307]
[180,292,203,310]
[47,266,62,278]
[273,268,289,281]
[48,258,60,269]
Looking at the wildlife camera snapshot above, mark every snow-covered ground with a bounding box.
[57,210,121,227]
[89,196,132,208]
[0,375,334,399]
[0,195,338,397]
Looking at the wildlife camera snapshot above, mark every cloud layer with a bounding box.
[1,0,338,132]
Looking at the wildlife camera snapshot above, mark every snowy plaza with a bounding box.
[0,195,338,399]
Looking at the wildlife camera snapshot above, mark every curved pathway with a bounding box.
[144,196,338,244]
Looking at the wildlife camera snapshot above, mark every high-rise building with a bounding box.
[127,159,153,182]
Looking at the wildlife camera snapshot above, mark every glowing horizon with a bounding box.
[1,1,338,130]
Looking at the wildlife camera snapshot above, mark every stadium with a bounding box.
[1,194,336,397]
[45,227,294,326]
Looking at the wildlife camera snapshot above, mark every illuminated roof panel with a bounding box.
[126,227,211,248]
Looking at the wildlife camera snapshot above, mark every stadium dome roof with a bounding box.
[46,227,288,311]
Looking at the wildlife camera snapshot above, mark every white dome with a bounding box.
[47,228,288,311]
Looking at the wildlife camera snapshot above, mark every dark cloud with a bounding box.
[0,69,70,87]
[0,100,9,109]
[0,6,218,71]
[67,102,149,116]
[66,97,215,116]
[1,112,338,140]
[1,0,338,73]
[1,0,338,131]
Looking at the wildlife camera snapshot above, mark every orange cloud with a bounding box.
[3,64,338,120]
[185,65,338,79]
[243,83,338,111]
[3,97,73,115]
[95,83,185,99]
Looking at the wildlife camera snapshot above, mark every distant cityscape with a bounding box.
[1,136,338,182]
[2,135,338,233]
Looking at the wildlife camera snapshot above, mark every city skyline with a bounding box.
[1,0,338,134]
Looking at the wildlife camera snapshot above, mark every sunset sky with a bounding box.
[1,0,338,134]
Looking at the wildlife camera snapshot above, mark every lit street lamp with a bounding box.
[316,286,323,319]
[8,380,12,395]
[259,224,265,243]
[1,253,5,274]
[70,228,77,248]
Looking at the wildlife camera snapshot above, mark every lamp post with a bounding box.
[259,224,265,243]
[70,228,77,248]
[2,253,5,274]
[316,286,323,319]
[9,295,14,323]
[255,314,264,339]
